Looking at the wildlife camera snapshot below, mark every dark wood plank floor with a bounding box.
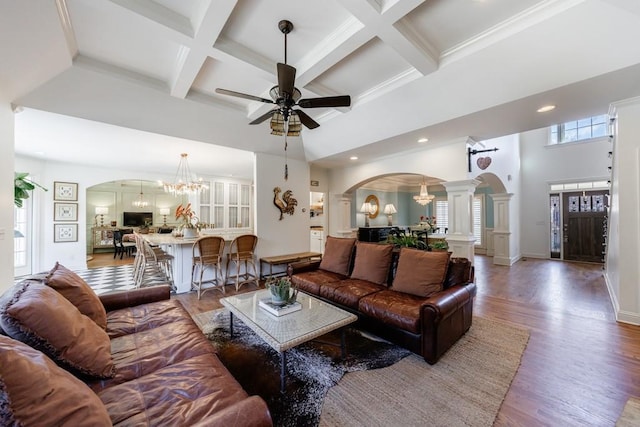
[91,252,640,425]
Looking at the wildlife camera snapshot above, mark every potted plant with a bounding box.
[429,241,449,252]
[175,203,199,238]
[266,276,298,306]
[387,234,428,250]
[14,172,47,208]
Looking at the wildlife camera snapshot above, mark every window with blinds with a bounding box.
[434,196,483,246]
[473,195,483,247]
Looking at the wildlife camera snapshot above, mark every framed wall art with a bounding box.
[54,202,78,221]
[54,223,78,243]
[53,181,78,201]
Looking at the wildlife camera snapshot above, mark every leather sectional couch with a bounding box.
[288,237,476,364]
[0,263,272,426]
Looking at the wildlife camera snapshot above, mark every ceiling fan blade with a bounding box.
[294,110,320,129]
[298,95,351,108]
[215,88,273,104]
[249,109,277,125]
[277,63,296,97]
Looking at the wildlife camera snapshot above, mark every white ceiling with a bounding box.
[4,0,640,184]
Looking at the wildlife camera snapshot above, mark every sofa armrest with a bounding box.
[99,285,171,312]
[421,282,477,323]
[189,396,272,427]
[287,260,322,276]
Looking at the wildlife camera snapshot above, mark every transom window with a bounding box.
[549,115,608,144]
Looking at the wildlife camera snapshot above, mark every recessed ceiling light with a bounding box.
[417,138,429,143]
[537,105,556,113]
[350,156,358,160]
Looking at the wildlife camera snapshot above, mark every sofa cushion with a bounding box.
[290,270,347,295]
[392,248,451,297]
[350,242,394,286]
[318,236,356,276]
[105,299,195,339]
[0,280,115,379]
[89,317,217,392]
[0,335,112,427]
[444,257,473,289]
[358,290,426,334]
[45,262,107,329]
[97,353,251,426]
[322,279,386,310]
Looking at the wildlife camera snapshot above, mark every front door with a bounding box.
[562,191,607,263]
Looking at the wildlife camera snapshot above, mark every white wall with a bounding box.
[606,97,640,324]
[255,153,310,267]
[0,101,15,291]
[469,134,522,263]
[519,128,610,259]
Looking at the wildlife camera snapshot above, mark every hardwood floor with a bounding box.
[90,252,640,425]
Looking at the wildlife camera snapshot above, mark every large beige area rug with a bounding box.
[617,397,640,426]
[319,316,529,427]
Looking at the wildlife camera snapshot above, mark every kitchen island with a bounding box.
[141,231,251,294]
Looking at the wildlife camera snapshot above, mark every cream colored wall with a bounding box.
[0,101,15,291]
[606,97,640,325]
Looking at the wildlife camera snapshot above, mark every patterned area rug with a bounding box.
[193,309,411,427]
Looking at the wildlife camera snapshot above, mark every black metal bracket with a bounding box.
[468,147,499,172]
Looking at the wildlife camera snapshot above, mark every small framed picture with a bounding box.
[54,224,78,243]
[54,203,78,221]
[54,181,78,201]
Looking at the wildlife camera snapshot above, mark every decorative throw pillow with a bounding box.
[0,335,112,426]
[350,242,394,285]
[392,248,451,297]
[319,236,357,276]
[45,262,107,330]
[0,280,115,379]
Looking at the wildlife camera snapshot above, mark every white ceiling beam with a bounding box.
[336,0,438,75]
[54,0,78,60]
[169,0,237,98]
[107,0,193,37]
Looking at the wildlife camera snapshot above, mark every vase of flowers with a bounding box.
[176,203,199,238]
[419,215,437,233]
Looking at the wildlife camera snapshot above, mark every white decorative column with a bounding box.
[490,193,515,266]
[333,193,355,238]
[442,180,480,264]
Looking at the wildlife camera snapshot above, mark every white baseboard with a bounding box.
[602,272,640,325]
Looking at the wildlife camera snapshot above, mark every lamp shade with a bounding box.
[383,204,397,214]
[95,207,108,215]
[360,202,372,214]
[159,208,171,215]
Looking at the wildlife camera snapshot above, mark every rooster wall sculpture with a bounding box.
[273,187,297,220]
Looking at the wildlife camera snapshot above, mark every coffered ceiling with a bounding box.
[5,0,640,176]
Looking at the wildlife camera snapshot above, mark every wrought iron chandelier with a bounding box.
[132,180,149,208]
[413,178,435,206]
[162,153,208,196]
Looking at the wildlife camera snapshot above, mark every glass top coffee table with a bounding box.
[220,289,357,392]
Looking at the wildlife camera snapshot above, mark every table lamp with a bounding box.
[159,208,170,226]
[95,207,108,227]
[360,202,373,227]
[383,204,397,226]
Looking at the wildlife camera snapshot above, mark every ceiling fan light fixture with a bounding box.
[270,112,301,136]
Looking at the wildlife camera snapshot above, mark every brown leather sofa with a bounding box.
[288,237,476,364]
[0,263,272,426]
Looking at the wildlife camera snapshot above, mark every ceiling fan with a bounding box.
[215,20,351,133]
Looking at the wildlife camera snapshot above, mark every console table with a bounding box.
[259,251,322,279]
[358,226,392,242]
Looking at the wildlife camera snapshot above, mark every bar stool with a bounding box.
[226,234,259,291]
[191,236,226,299]
[133,235,174,289]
